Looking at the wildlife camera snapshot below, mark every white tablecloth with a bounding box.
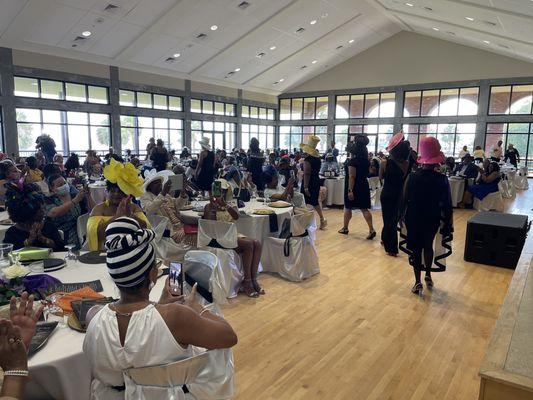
[449,177,465,207]
[88,182,106,204]
[179,200,293,243]
[25,254,167,400]
[322,177,345,206]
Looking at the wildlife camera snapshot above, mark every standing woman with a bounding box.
[339,136,375,239]
[380,133,410,256]
[301,136,326,229]
[247,138,265,192]
[194,137,216,194]
[402,137,453,295]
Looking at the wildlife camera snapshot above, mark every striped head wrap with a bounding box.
[105,217,156,288]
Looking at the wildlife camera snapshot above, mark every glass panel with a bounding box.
[91,126,110,150]
[303,98,316,120]
[349,125,363,134]
[279,125,290,149]
[404,91,421,117]
[367,136,377,154]
[203,121,213,131]
[137,92,152,108]
[528,138,533,175]
[17,123,40,151]
[458,87,479,115]
[169,129,182,150]
[153,94,168,110]
[350,95,364,118]
[14,77,39,97]
[138,128,154,148]
[88,86,108,104]
[168,96,182,111]
[291,98,303,120]
[489,86,511,115]
[121,125,135,151]
[169,119,181,129]
[364,94,379,118]
[202,100,213,114]
[250,106,258,119]
[90,113,109,126]
[65,83,86,102]
[316,97,328,119]
[191,130,203,152]
[138,117,153,128]
[191,99,201,113]
[439,88,459,116]
[120,90,135,107]
[364,125,378,134]
[436,133,455,156]
[379,93,395,117]
[506,134,528,163]
[226,104,235,116]
[510,85,533,114]
[378,133,393,153]
[336,96,349,119]
[42,109,62,124]
[16,108,41,123]
[259,107,267,120]
[41,80,64,100]
[508,123,530,133]
[68,111,88,125]
[242,106,249,118]
[280,99,291,120]
[42,124,63,152]
[214,102,225,115]
[214,122,225,132]
[120,115,135,127]
[190,120,201,130]
[68,125,89,152]
[421,90,440,116]
[485,134,503,155]
[154,118,168,129]
[487,123,506,133]
[267,109,275,120]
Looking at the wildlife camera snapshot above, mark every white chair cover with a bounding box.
[515,166,529,190]
[473,191,504,212]
[498,179,515,199]
[261,211,319,282]
[368,176,381,209]
[124,348,234,400]
[197,220,243,299]
[147,214,190,261]
[77,213,90,250]
[184,250,227,306]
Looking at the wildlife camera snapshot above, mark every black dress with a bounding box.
[380,158,408,254]
[302,155,321,206]
[344,157,371,209]
[195,150,216,191]
[4,221,65,251]
[247,153,265,191]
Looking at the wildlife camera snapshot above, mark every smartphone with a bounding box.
[169,262,183,295]
[212,180,222,198]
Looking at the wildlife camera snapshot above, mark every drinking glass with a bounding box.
[64,244,77,266]
[45,294,66,327]
[0,243,13,269]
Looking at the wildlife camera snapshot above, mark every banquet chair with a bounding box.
[473,191,504,212]
[515,166,529,190]
[197,219,243,299]
[147,213,190,262]
[498,178,515,199]
[368,176,381,208]
[261,211,319,282]
[124,348,234,400]
[183,250,227,306]
[77,213,89,250]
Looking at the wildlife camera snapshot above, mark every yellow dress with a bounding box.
[87,212,151,251]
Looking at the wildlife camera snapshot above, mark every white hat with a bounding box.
[143,168,174,190]
[199,137,211,151]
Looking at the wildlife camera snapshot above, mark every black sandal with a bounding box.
[366,230,377,240]
[241,279,259,298]
[411,282,423,296]
[253,280,265,295]
[424,275,434,289]
[338,228,349,235]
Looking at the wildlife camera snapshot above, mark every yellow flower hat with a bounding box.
[103,158,144,198]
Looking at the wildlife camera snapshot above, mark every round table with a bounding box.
[88,182,106,204]
[25,254,167,400]
[179,200,293,243]
[321,177,345,206]
[448,177,466,207]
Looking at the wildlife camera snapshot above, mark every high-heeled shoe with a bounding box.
[424,275,434,289]
[253,279,265,295]
[411,282,423,296]
[241,279,259,298]
[366,230,376,240]
[320,218,328,230]
[338,227,349,235]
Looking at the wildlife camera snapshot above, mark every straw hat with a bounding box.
[199,137,211,151]
[300,135,320,158]
[386,131,405,152]
[418,136,445,165]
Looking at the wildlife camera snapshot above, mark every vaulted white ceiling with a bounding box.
[0,0,532,96]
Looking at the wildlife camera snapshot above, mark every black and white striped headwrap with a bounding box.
[105,217,156,288]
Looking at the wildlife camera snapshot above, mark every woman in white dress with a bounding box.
[83,217,237,399]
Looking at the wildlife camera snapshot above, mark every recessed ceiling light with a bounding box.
[279,78,285,82]
[432,27,440,31]
[348,39,355,43]
[405,2,414,6]
[173,53,180,58]
[465,17,474,21]
[82,31,91,37]
[269,45,276,50]
[210,25,218,31]
[483,40,491,44]
[234,67,241,72]
[310,19,317,25]
[312,60,317,64]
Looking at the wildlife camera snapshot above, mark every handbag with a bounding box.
[233,184,251,203]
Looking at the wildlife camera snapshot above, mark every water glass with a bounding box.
[64,244,77,266]
[0,243,13,269]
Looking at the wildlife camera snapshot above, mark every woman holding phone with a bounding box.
[203,179,263,298]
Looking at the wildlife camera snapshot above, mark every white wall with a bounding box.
[287,31,533,93]
[119,68,185,90]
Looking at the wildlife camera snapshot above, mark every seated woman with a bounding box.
[83,217,237,399]
[24,156,44,184]
[320,153,340,176]
[140,170,195,247]
[45,174,87,250]
[53,153,65,173]
[87,159,149,251]
[460,161,501,207]
[4,183,64,251]
[263,172,305,207]
[203,179,263,298]
[0,160,21,201]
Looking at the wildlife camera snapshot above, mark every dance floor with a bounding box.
[224,187,533,400]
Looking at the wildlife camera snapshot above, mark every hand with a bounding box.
[184,283,203,314]
[0,319,27,371]
[162,180,172,196]
[159,277,185,305]
[9,292,44,348]
[348,192,354,201]
[73,189,86,204]
[30,221,44,239]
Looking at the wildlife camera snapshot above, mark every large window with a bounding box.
[279,126,327,152]
[402,123,476,157]
[14,76,109,104]
[242,105,275,120]
[335,124,394,155]
[241,124,275,150]
[120,116,183,156]
[0,109,3,152]
[16,108,111,156]
[191,121,235,152]
[279,97,328,120]
[190,99,235,116]
[485,123,533,174]
[489,85,533,115]
[336,92,395,119]
[119,89,182,111]
[403,87,478,117]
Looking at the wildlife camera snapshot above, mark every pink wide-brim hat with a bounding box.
[386,131,405,152]
[417,136,445,165]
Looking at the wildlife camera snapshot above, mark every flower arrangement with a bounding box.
[103,158,144,198]
[0,277,24,305]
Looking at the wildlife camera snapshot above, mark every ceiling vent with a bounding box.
[238,1,250,10]
[483,21,497,27]
[273,81,279,85]
[445,31,455,36]
[196,33,207,40]
[295,27,305,34]
[335,45,343,50]
[104,3,119,12]
[256,52,266,58]
[423,6,433,11]
[498,44,510,49]
[300,65,307,69]
[164,57,175,64]
[73,36,87,42]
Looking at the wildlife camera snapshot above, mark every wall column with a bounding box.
[476,83,491,148]
[0,48,18,156]
[184,80,191,149]
[236,89,243,150]
[109,66,121,154]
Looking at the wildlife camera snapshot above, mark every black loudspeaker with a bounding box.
[464,211,529,269]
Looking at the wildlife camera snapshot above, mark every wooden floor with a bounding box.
[224,187,533,400]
